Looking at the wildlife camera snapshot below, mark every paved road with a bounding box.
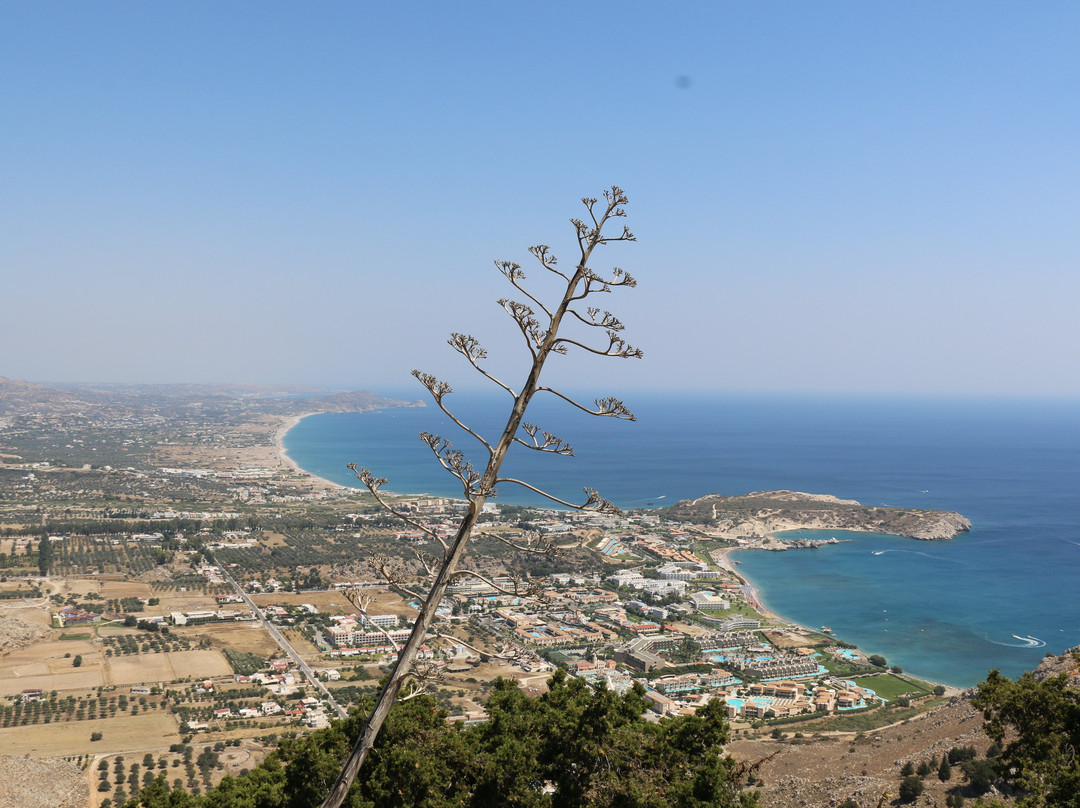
[220,569,348,720]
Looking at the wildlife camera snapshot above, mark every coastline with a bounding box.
[277,413,964,693]
[273,412,349,490]
[719,544,960,693]
[277,414,964,693]
[275,410,450,500]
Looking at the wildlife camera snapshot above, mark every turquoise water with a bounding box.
[284,392,1080,687]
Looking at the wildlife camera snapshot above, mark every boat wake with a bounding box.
[870,548,960,563]
[987,634,1047,649]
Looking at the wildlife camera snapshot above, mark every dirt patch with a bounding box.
[250,590,362,615]
[0,602,54,627]
[107,654,173,685]
[137,566,175,583]
[153,593,219,613]
[0,755,87,808]
[763,629,818,650]
[219,746,254,771]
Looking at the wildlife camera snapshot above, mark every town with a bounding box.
[0,383,952,807]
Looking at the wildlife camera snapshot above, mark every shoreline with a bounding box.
[273,412,349,490]
[276,415,963,692]
[718,544,961,693]
[274,411,450,500]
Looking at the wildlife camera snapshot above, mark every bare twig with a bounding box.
[324,187,640,808]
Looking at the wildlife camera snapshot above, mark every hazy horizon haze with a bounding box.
[3,3,1078,397]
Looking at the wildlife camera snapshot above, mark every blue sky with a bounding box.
[3,2,1078,397]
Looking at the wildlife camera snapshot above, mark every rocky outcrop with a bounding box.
[0,616,51,653]
[658,490,971,541]
[0,756,87,808]
[756,536,852,551]
[1031,645,1080,684]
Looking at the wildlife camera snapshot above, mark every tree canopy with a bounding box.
[122,672,757,808]
[972,662,1080,808]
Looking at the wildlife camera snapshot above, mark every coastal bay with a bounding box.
[281,392,1080,686]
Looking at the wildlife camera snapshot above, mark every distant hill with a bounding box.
[0,377,422,417]
[0,376,102,416]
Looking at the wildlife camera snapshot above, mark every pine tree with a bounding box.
[938,752,952,782]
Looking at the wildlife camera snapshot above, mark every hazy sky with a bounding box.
[3,3,1078,398]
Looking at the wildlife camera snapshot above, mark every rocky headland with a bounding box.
[657,490,971,541]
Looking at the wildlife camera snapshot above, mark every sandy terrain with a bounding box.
[763,629,818,650]
[250,588,410,617]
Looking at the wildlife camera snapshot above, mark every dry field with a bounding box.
[726,699,989,808]
[189,622,280,657]
[250,590,358,614]
[152,592,218,612]
[764,629,819,650]
[58,578,103,597]
[106,650,230,685]
[282,629,320,656]
[154,430,287,473]
[0,711,179,757]
[1,602,53,627]
[250,587,412,617]
[665,620,711,637]
[0,579,43,596]
[0,538,35,557]
[98,580,153,599]
[94,623,140,638]
[0,639,106,695]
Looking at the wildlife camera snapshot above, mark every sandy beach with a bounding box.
[272,412,348,490]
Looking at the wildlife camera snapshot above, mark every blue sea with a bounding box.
[283,392,1080,688]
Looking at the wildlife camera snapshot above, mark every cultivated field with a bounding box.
[107,650,231,685]
[0,711,179,757]
[0,639,106,695]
